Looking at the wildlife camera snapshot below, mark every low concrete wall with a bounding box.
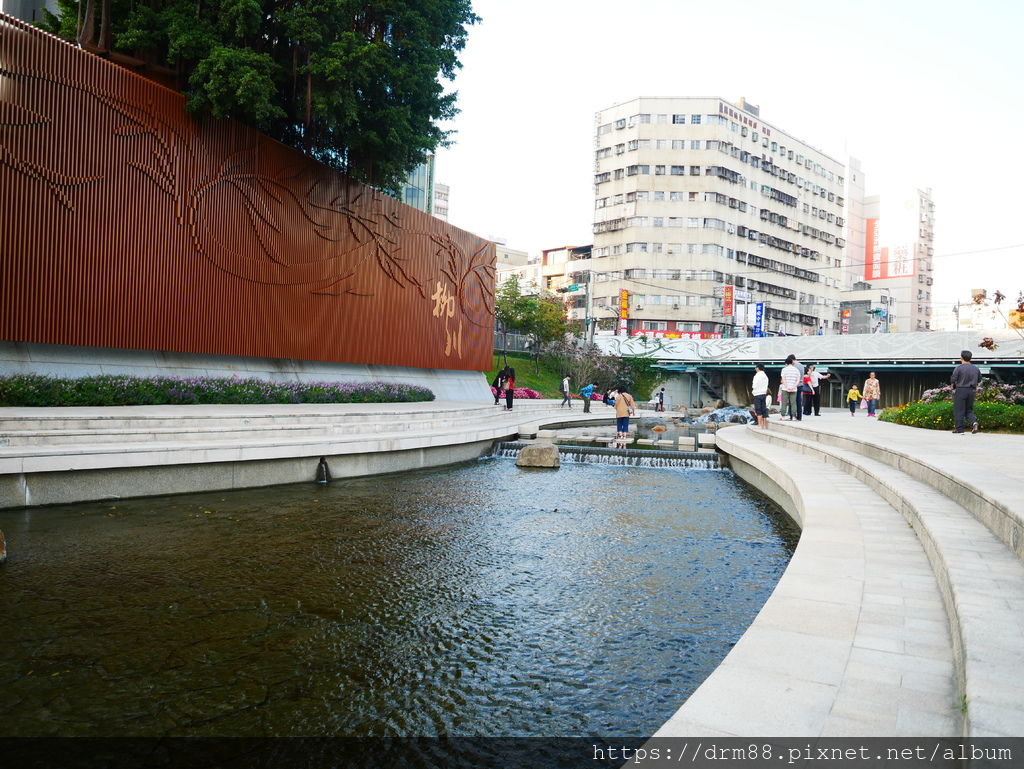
[0,341,492,402]
[1,439,496,507]
[725,451,801,527]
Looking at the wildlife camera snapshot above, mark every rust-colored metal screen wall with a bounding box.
[0,15,495,372]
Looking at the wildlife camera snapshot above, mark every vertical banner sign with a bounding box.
[753,302,764,337]
[841,308,851,335]
[618,289,629,336]
[723,285,735,320]
[864,218,884,281]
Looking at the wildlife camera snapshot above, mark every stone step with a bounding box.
[0,404,502,433]
[0,414,514,446]
[769,419,1024,563]
[743,424,1024,737]
[660,426,958,737]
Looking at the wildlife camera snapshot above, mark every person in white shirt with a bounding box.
[560,374,572,408]
[779,355,801,420]
[751,363,769,428]
[803,363,831,416]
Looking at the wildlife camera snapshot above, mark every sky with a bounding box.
[434,0,1024,320]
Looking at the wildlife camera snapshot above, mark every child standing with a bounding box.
[846,384,863,416]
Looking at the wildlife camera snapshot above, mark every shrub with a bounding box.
[880,400,1024,432]
[0,375,434,407]
[921,379,1024,406]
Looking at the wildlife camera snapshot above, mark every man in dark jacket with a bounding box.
[950,350,982,434]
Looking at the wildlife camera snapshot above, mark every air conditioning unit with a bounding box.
[672,303,681,310]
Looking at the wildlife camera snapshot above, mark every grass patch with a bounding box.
[486,353,567,398]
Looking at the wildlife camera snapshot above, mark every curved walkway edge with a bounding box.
[657,415,1024,738]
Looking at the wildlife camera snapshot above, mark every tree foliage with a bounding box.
[542,341,618,393]
[494,276,570,368]
[40,0,478,193]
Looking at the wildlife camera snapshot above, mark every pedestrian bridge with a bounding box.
[594,331,1024,409]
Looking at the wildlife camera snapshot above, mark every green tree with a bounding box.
[40,0,478,193]
[494,276,569,372]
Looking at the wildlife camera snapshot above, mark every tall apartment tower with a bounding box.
[861,188,936,332]
[585,97,847,337]
[842,158,868,290]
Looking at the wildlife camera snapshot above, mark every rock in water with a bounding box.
[0,530,6,565]
[516,443,560,468]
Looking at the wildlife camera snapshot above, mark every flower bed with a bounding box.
[0,374,434,407]
[490,386,542,399]
[880,400,1024,432]
[920,380,1024,406]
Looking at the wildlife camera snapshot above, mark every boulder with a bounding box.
[516,443,560,468]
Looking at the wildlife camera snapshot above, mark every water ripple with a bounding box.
[0,461,797,737]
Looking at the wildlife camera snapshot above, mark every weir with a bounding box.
[493,442,722,469]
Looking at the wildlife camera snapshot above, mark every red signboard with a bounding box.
[631,330,722,339]
[617,289,629,336]
[722,285,735,318]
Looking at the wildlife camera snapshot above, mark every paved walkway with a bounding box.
[658,410,1024,737]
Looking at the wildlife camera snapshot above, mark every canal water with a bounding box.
[0,458,798,737]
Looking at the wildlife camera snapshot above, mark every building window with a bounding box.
[690,140,702,150]
[672,114,686,124]
[690,114,701,124]
[689,166,701,176]
[655,165,666,175]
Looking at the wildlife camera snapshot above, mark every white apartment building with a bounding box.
[861,188,936,333]
[583,97,847,338]
[433,182,450,220]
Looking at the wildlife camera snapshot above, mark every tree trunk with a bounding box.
[303,53,312,149]
[98,0,111,50]
[77,0,96,46]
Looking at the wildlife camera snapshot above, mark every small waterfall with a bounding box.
[492,442,722,470]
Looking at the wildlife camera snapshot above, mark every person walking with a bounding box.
[503,367,516,411]
[613,386,636,440]
[846,383,863,416]
[560,374,572,408]
[580,382,596,414]
[950,350,981,434]
[862,372,881,417]
[752,363,769,429]
[779,355,801,420]
[803,364,831,416]
[655,388,666,412]
[491,368,506,406]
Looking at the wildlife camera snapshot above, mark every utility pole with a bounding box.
[585,269,595,344]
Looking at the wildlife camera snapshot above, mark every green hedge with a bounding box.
[879,400,1024,432]
[0,375,434,407]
